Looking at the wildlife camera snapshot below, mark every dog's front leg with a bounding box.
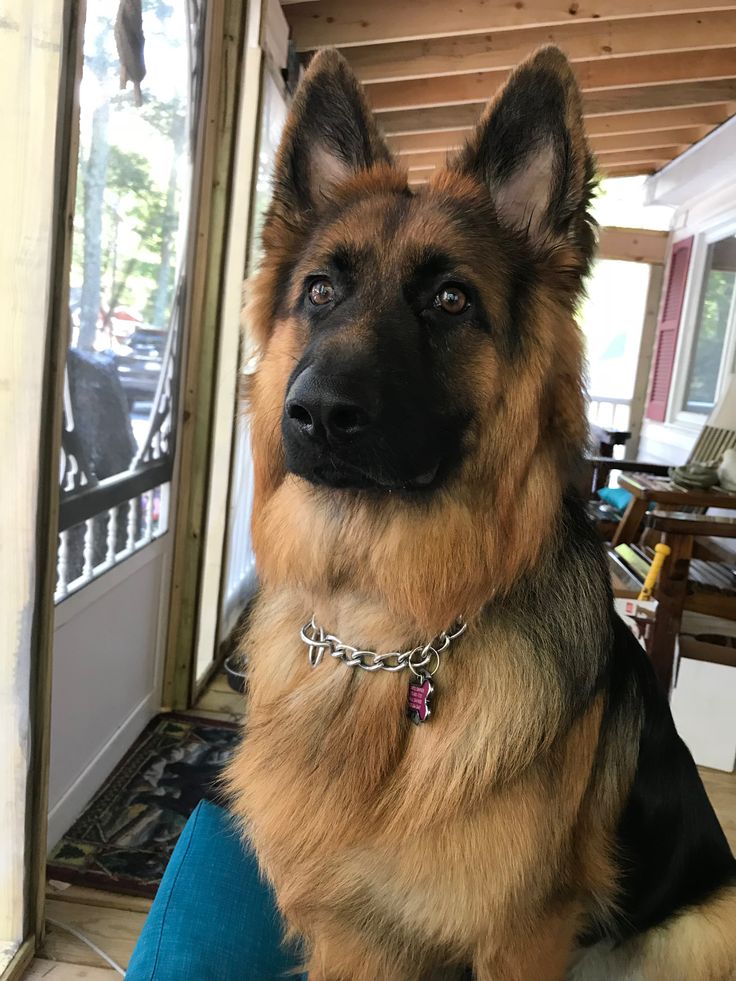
[304,922,461,981]
[472,908,580,981]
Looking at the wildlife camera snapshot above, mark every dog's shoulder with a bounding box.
[606,614,736,937]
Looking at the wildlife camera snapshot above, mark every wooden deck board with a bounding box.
[24,960,121,979]
[192,683,245,719]
[40,900,145,971]
[46,882,151,914]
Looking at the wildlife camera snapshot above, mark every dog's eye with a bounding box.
[308,278,335,306]
[433,285,468,314]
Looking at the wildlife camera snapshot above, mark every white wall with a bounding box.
[0,0,64,965]
[639,134,736,465]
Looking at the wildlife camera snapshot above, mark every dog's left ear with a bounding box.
[453,46,595,251]
[270,48,391,221]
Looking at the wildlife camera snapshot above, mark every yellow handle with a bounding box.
[637,543,671,602]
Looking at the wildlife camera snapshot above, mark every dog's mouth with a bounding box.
[304,458,441,493]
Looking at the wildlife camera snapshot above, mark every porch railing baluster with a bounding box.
[158,483,170,535]
[142,491,154,545]
[55,530,70,602]
[106,506,118,566]
[126,498,137,553]
[82,518,95,582]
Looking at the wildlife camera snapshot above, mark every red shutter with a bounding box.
[645,235,693,423]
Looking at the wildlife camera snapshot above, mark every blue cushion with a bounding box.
[597,486,633,513]
[126,800,304,980]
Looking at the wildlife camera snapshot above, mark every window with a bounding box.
[55,0,201,601]
[681,235,736,415]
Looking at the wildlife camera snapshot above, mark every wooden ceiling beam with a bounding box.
[597,227,669,264]
[366,49,736,112]
[375,86,736,134]
[285,0,736,50]
[339,11,736,83]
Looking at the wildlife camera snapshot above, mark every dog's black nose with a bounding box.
[286,369,373,443]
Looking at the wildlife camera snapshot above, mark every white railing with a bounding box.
[588,395,632,432]
[54,482,170,602]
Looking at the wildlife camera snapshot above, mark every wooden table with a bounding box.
[613,472,736,546]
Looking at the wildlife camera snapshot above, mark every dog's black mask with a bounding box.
[281,244,472,493]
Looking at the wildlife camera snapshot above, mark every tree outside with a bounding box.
[70,0,187,353]
[68,0,190,464]
[683,240,736,413]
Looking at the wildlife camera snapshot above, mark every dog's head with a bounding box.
[247,47,596,626]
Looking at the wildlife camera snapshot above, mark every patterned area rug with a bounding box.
[47,713,240,897]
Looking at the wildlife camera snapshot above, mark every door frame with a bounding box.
[162,0,263,709]
[2,0,253,973]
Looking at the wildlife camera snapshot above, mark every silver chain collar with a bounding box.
[300,616,467,676]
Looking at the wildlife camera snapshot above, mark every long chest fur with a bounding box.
[226,588,613,955]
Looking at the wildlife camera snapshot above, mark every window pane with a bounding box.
[67,0,192,473]
[56,0,197,602]
[683,236,736,414]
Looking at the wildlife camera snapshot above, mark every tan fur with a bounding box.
[228,590,612,979]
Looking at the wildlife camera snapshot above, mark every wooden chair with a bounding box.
[589,373,736,544]
[608,509,736,693]
[589,423,736,545]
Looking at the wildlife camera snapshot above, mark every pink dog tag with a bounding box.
[407,672,434,725]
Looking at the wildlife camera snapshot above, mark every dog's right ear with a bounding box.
[269,48,391,221]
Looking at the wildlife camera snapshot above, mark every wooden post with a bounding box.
[162,0,250,709]
[628,263,666,458]
[649,532,693,694]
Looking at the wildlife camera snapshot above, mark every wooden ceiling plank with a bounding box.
[375,84,736,134]
[401,143,689,169]
[595,146,686,162]
[402,150,459,168]
[390,126,712,155]
[387,130,472,153]
[584,104,729,134]
[285,0,736,50]
[408,165,664,183]
[600,165,660,175]
[339,11,736,83]
[366,49,736,112]
[406,166,666,183]
[406,146,687,174]
[584,79,736,115]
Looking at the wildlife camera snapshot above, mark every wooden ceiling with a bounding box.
[280,1,736,186]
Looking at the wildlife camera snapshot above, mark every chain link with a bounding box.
[300,616,467,675]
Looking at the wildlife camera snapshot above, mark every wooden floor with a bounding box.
[26,672,736,978]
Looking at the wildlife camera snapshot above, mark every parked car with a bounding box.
[115,325,168,408]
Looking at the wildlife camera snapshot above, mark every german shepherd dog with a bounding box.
[226,46,736,980]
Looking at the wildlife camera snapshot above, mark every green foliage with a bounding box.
[685,267,736,411]
[72,0,188,337]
